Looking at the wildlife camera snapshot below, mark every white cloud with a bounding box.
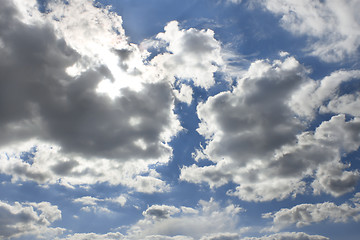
[0,139,171,193]
[149,21,224,89]
[289,70,360,118]
[181,56,360,201]
[73,196,100,206]
[0,200,64,239]
[263,198,360,231]
[257,0,360,62]
[72,194,127,215]
[174,83,194,105]
[126,199,244,240]
[242,232,329,240]
[143,235,194,240]
[320,93,360,117]
[200,232,240,240]
[59,232,124,240]
[107,195,127,207]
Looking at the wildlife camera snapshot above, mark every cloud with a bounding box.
[72,194,127,214]
[241,232,329,240]
[149,20,224,89]
[59,232,124,240]
[0,200,64,239]
[126,199,243,240]
[73,196,100,206]
[71,193,128,216]
[0,0,185,192]
[143,205,181,220]
[289,70,360,118]
[263,197,360,231]
[320,93,360,116]
[0,139,171,193]
[180,56,360,201]
[173,83,194,105]
[200,232,240,240]
[256,0,360,62]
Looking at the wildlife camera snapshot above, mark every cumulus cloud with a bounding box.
[126,199,243,240]
[149,20,224,89]
[0,139,171,192]
[263,198,360,231]
[143,205,181,220]
[289,70,360,118]
[256,0,360,62]
[0,200,64,239]
[241,232,329,240]
[181,56,360,201]
[0,0,188,192]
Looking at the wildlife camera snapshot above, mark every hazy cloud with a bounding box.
[257,0,360,62]
[241,232,329,240]
[59,232,124,240]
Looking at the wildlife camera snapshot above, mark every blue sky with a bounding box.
[1,0,360,239]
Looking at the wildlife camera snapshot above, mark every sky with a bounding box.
[1,0,360,239]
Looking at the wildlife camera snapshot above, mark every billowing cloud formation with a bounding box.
[263,195,360,231]
[290,70,360,118]
[0,0,185,192]
[126,199,243,240]
[242,232,329,240]
[181,56,360,201]
[0,138,171,193]
[257,0,360,62]
[0,201,63,239]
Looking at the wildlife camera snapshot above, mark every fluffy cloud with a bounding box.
[143,205,181,220]
[0,139,171,192]
[0,0,186,192]
[126,199,243,240]
[242,232,329,240]
[290,70,360,118]
[257,0,360,62]
[149,20,224,89]
[181,56,360,201]
[263,197,360,231]
[0,201,64,239]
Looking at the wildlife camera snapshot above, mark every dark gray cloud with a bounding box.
[143,205,180,220]
[51,159,79,176]
[0,0,179,162]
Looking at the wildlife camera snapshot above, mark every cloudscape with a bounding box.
[1,0,360,239]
